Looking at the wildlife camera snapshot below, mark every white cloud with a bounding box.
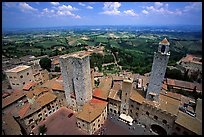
[124,9,138,16]
[102,2,121,15]
[55,4,80,19]
[19,2,38,12]
[58,4,77,11]
[79,2,85,6]
[50,2,60,6]
[142,10,149,15]
[145,3,182,15]
[183,2,202,12]
[86,6,93,9]
[154,2,163,8]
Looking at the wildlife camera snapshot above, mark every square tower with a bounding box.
[120,78,133,115]
[59,51,93,112]
[146,38,170,101]
[5,65,35,90]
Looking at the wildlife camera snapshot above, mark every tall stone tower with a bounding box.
[120,78,133,115]
[59,51,93,111]
[146,38,170,101]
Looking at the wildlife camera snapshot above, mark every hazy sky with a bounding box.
[2,2,202,28]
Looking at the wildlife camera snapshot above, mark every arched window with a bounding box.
[146,111,149,116]
[161,45,166,53]
[154,115,158,120]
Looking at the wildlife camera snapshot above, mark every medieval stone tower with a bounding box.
[146,38,170,101]
[120,78,133,115]
[59,51,92,111]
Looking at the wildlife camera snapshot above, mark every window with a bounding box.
[130,109,132,113]
[27,72,29,75]
[136,113,138,116]
[9,76,12,79]
[17,83,19,85]
[12,83,15,85]
[98,124,100,128]
[163,120,167,124]
[110,108,113,112]
[93,123,95,126]
[146,112,149,116]
[154,116,158,120]
[94,128,96,131]
[131,105,134,108]
[175,127,180,132]
[125,93,127,96]
[136,107,139,110]
[114,110,116,114]
[20,75,23,78]
[31,125,35,129]
[28,119,34,124]
[98,119,100,122]
[23,82,25,85]
[83,124,84,127]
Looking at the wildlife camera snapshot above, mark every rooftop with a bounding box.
[2,114,22,135]
[22,81,38,91]
[180,54,202,65]
[166,78,202,92]
[5,65,30,73]
[93,76,112,100]
[60,51,92,59]
[22,92,57,119]
[76,98,108,123]
[108,89,121,102]
[159,38,170,45]
[26,87,49,99]
[2,90,26,109]
[175,111,202,135]
[129,90,145,104]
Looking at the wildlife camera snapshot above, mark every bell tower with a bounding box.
[146,38,170,101]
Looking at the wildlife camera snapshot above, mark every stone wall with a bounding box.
[146,52,170,101]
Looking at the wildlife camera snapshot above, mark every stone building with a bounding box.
[146,38,170,101]
[120,78,133,115]
[5,65,35,90]
[76,98,108,135]
[16,87,61,133]
[59,51,93,112]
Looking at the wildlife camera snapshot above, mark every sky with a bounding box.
[2,2,202,29]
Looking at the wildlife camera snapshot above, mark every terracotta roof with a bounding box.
[159,38,170,45]
[41,78,57,89]
[22,92,57,119]
[108,89,121,102]
[167,78,202,92]
[94,72,103,77]
[2,92,10,98]
[2,90,26,109]
[22,81,38,91]
[160,91,182,101]
[58,75,63,80]
[52,58,59,65]
[129,90,145,104]
[36,92,57,107]
[18,103,31,119]
[76,98,108,123]
[52,81,64,91]
[112,81,122,91]
[93,77,112,100]
[26,87,49,99]
[176,111,202,135]
[181,54,202,65]
[162,83,168,91]
[2,115,22,135]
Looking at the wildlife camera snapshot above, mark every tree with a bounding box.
[38,124,47,135]
[39,57,52,72]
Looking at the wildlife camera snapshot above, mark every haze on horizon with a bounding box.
[2,2,202,29]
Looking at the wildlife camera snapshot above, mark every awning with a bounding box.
[119,114,133,124]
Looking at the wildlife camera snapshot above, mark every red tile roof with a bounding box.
[18,103,31,119]
[159,38,169,45]
[22,81,38,91]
